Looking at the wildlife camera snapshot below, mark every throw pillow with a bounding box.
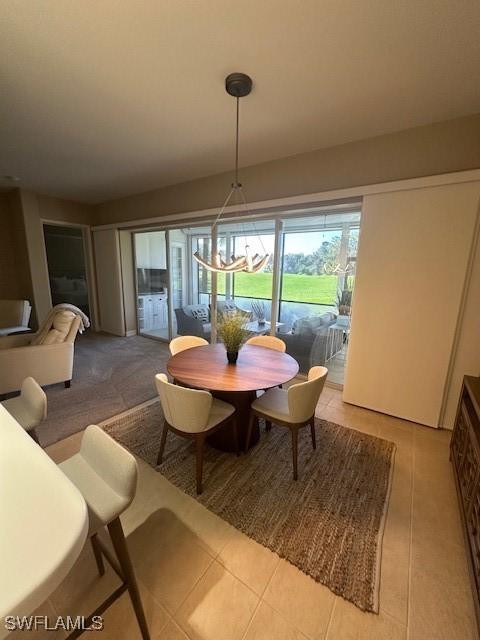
[191,307,209,324]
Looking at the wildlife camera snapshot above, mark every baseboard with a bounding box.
[125,330,137,337]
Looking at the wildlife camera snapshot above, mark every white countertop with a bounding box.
[0,405,88,637]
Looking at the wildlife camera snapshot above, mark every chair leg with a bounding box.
[291,426,299,481]
[64,380,71,389]
[245,412,255,453]
[157,421,169,466]
[195,434,206,495]
[265,420,272,432]
[90,533,105,576]
[232,417,240,456]
[310,416,316,450]
[107,517,150,640]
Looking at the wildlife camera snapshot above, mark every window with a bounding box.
[216,220,276,317]
[132,209,361,387]
[278,213,360,381]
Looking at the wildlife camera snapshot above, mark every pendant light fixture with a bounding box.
[193,73,269,274]
[323,261,355,275]
[320,214,355,276]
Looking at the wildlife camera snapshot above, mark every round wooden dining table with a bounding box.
[167,343,299,452]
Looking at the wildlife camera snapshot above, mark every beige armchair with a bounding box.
[0,300,32,336]
[0,311,81,395]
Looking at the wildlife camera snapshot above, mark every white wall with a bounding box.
[93,229,126,336]
[442,212,480,428]
[344,181,480,427]
[20,190,52,325]
[119,230,137,335]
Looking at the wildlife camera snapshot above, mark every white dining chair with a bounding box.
[1,376,47,443]
[169,335,208,356]
[155,373,238,494]
[59,425,150,640]
[246,366,328,480]
[246,335,287,393]
[245,335,286,352]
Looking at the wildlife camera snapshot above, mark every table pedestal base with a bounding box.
[207,390,259,452]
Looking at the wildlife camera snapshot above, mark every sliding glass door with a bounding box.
[134,231,169,340]
[132,209,361,385]
[216,220,276,323]
[277,213,360,382]
[156,225,214,340]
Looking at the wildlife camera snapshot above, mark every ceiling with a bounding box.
[1,1,480,204]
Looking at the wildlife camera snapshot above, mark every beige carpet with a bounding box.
[36,333,170,447]
[103,399,395,613]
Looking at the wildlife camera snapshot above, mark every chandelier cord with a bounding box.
[234,97,250,251]
[192,72,269,274]
[237,186,267,255]
[235,97,240,187]
[233,97,267,257]
[211,96,241,232]
[211,186,236,232]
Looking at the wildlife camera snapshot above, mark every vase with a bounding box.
[227,351,238,364]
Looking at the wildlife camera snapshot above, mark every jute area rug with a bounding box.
[102,399,395,613]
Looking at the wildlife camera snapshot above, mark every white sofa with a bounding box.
[0,311,81,395]
[0,300,32,337]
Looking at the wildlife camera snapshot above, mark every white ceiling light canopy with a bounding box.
[193,73,269,274]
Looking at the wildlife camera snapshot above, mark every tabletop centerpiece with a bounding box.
[251,300,266,326]
[217,310,249,364]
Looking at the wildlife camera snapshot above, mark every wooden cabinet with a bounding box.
[451,375,480,632]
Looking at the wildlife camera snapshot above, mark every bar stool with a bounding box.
[59,425,150,640]
[1,376,47,443]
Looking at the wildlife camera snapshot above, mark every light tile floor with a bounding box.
[325,347,347,386]
[18,389,477,640]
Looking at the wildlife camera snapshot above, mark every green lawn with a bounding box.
[216,272,338,304]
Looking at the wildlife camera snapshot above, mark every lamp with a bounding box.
[193,73,269,274]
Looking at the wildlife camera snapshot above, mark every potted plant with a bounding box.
[251,300,266,325]
[217,311,249,364]
[337,288,352,316]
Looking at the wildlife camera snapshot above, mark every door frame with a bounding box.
[41,219,100,331]
[132,229,171,342]
[170,239,187,308]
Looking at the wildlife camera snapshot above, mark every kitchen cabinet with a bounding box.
[135,232,167,269]
[137,293,168,331]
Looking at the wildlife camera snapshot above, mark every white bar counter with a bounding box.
[0,405,88,638]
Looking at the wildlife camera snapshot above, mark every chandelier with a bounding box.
[323,261,355,275]
[193,73,269,274]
